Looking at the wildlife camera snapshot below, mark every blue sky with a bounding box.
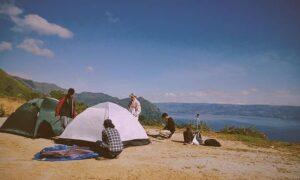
[0,0,300,105]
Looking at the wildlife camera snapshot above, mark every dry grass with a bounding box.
[0,97,25,116]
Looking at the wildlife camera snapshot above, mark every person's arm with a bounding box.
[101,131,109,148]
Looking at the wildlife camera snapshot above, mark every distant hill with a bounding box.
[156,103,300,120]
[0,69,161,121]
[76,92,161,122]
[14,76,65,94]
[75,92,120,106]
[0,69,35,99]
[119,97,161,122]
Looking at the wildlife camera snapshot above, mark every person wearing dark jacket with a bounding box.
[95,119,123,159]
[162,113,176,138]
[183,126,194,144]
[55,88,77,128]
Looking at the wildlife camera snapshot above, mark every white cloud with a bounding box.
[0,4,73,38]
[17,38,54,58]
[0,4,23,16]
[105,11,119,23]
[85,66,94,72]
[0,41,12,51]
[11,14,73,38]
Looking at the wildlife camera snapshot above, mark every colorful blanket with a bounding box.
[34,144,99,161]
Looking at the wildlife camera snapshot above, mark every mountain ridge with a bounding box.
[0,69,161,122]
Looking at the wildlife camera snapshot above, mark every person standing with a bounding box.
[95,119,123,159]
[55,88,77,129]
[161,113,176,138]
[128,93,141,117]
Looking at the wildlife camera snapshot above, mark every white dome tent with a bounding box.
[58,102,150,146]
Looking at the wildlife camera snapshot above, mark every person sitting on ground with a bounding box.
[128,93,141,117]
[95,119,123,159]
[183,126,194,144]
[161,113,176,138]
[55,88,77,129]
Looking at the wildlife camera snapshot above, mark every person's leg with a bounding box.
[66,117,72,127]
[60,116,66,129]
[63,116,69,128]
[94,141,111,158]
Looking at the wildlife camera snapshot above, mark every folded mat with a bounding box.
[34,144,99,161]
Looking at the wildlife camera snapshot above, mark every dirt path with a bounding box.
[0,120,299,179]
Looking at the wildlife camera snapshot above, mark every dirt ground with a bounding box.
[0,118,299,180]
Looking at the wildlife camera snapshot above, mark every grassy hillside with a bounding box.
[0,69,161,122]
[0,69,37,100]
[119,97,162,123]
[14,76,65,94]
[0,97,25,116]
[75,92,120,106]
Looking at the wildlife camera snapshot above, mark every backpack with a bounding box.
[204,139,221,147]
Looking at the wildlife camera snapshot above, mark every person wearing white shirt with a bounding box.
[128,93,141,117]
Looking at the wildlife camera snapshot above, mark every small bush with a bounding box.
[219,126,267,139]
[76,102,88,114]
[138,115,161,126]
[198,121,211,132]
[49,90,65,100]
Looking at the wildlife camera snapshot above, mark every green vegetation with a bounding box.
[198,121,211,132]
[139,115,161,126]
[219,126,266,139]
[76,102,88,114]
[0,69,38,100]
[14,76,64,94]
[214,132,300,157]
[49,90,65,100]
[175,120,211,132]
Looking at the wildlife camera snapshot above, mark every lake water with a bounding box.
[164,112,300,142]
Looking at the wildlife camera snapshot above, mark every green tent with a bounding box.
[0,97,64,138]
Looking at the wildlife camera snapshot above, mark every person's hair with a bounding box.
[161,113,168,118]
[67,88,75,95]
[103,119,115,128]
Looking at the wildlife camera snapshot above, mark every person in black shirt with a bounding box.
[161,113,176,138]
[55,88,77,128]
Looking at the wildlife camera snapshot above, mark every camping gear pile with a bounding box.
[34,144,99,161]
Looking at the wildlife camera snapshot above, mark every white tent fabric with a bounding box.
[59,102,149,142]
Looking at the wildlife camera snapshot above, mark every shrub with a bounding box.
[49,90,65,100]
[219,126,267,139]
[76,102,88,114]
[198,121,211,132]
[139,115,161,126]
